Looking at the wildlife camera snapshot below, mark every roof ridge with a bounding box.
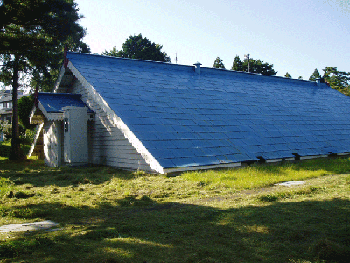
[67,52,321,86]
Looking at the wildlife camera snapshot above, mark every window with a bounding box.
[2,102,12,109]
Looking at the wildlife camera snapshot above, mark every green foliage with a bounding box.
[0,0,89,160]
[309,68,321,81]
[103,34,171,62]
[213,56,225,69]
[0,237,54,259]
[117,195,155,207]
[323,67,350,91]
[0,120,10,135]
[308,67,350,96]
[103,46,120,57]
[231,55,277,76]
[232,55,243,71]
[258,186,322,202]
[0,177,13,197]
[23,128,35,144]
[0,121,25,140]
[309,238,350,262]
[284,72,292,78]
[0,0,89,92]
[18,95,34,129]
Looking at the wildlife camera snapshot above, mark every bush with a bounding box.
[0,121,25,141]
[0,120,35,145]
[18,95,35,129]
[23,128,35,145]
[0,120,11,140]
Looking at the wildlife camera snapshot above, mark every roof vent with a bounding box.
[316,78,321,86]
[193,62,202,75]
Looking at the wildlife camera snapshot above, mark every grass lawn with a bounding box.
[0,148,349,262]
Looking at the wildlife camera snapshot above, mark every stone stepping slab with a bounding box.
[0,220,59,232]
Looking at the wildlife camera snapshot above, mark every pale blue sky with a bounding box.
[76,0,349,79]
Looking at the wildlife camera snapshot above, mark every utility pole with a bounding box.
[244,53,250,73]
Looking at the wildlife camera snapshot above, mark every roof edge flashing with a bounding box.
[164,162,242,174]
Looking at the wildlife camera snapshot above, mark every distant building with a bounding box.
[0,90,24,141]
[0,90,24,123]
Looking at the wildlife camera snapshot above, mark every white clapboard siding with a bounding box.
[70,79,153,172]
[43,121,62,167]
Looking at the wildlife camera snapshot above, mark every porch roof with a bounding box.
[37,93,93,113]
[30,93,93,124]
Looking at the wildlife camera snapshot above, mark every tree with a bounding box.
[298,76,303,80]
[213,57,225,69]
[103,34,171,62]
[0,0,87,160]
[321,67,350,96]
[284,72,292,78]
[103,46,120,57]
[231,55,277,76]
[232,55,243,71]
[322,67,350,91]
[309,68,321,81]
[18,95,34,130]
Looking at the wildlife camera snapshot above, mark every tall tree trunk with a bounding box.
[9,55,24,160]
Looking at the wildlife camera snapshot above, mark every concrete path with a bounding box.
[0,220,59,233]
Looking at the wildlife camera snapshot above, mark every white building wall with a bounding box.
[43,121,62,167]
[70,81,152,172]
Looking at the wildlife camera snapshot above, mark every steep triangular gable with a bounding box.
[61,52,350,173]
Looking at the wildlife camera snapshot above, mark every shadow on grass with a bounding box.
[0,141,31,159]
[0,142,11,158]
[0,159,140,188]
[2,197,349,263]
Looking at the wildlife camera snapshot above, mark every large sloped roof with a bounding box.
[66,52,350,170]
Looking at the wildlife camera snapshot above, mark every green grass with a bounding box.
[0,157,350,262]
[183,157,350,193]
[0,140,31,160]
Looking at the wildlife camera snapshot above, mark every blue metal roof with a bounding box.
[66,52,350,168]
[38,93,93,113]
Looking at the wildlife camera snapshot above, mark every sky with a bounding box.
[74,0,350,80]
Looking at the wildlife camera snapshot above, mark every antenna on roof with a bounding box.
[244,54,250,73]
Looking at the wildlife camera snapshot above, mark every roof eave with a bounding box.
[163,162,242,174]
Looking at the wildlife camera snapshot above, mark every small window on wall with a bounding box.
[64,118,69,132]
